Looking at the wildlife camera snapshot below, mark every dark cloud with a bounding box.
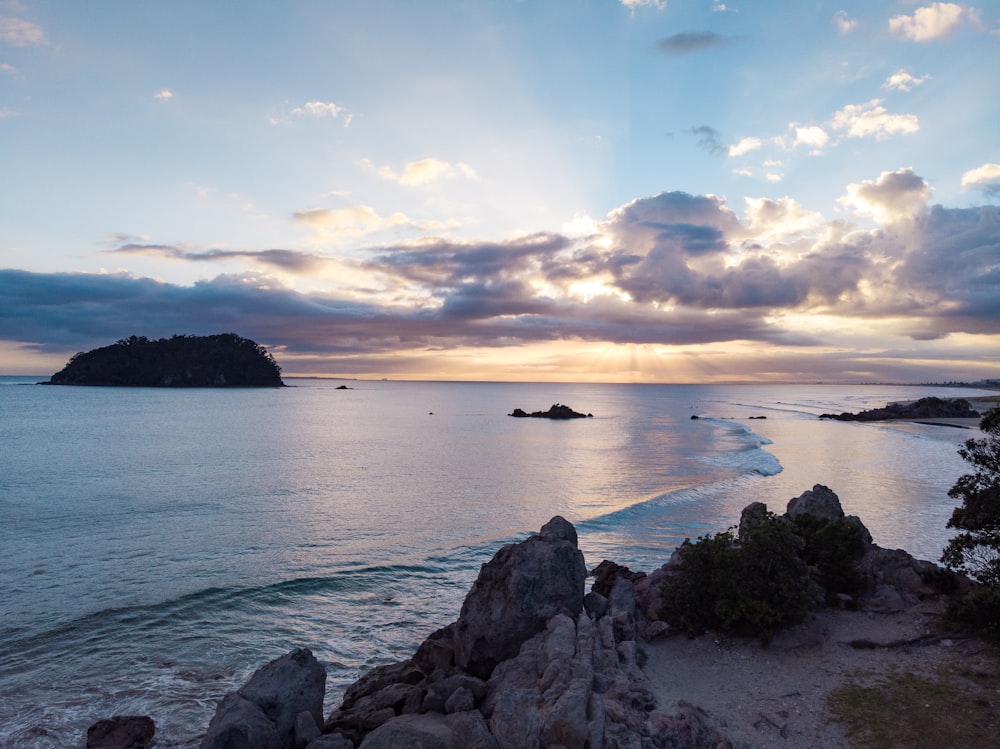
[658,32,736,55]
[690,125,725,155]
[109,243,330,274]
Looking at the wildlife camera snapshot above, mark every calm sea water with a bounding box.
[0,378,988,748]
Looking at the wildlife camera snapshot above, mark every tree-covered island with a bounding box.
[44,333,284,387]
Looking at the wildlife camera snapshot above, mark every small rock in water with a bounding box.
[86,715,155,749]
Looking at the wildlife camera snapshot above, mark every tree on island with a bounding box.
[941,407,1000,636]
[47,333,284,387]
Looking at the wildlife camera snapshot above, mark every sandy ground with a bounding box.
[641,600,993,748]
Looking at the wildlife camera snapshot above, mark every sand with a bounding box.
[640,599,994,748]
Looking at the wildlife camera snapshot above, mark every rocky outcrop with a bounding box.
[509,404,593,419]
[201,493,968,748]
[312,516,733,748]
[46,333,284,387]
[820,396,978,422]
[200,648,326,749]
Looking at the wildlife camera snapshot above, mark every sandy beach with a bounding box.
[642,593,996,747]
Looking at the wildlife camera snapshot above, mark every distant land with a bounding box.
[44,334,284,387]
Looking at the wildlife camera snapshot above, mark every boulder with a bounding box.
[86,715,155,749]
[202,648,326,749]
[785,484,844,522]
[452,516,587,679]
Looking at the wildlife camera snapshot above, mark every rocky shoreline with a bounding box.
[86,485,982,749]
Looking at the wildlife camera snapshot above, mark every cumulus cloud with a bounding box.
[961,163,1000,195]
[0,62,15,75]
[658,32,736,55]
[728,137,763,158]
[154,88,174,100]
[370,157,477,187]
[293,205,410,240]
[832,11,858,34]
[830,99,919,140]
[0,16,44,46]
[840,168,931,224]
[744,197,824,240]
[889,2,966,41]
[791,125,829,151]
[882,69,930,92]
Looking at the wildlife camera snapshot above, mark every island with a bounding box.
[509,403,593,419]
[44,333,284,387]
[819,396,979,423]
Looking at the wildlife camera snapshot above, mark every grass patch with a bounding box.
[828,661,1000,748]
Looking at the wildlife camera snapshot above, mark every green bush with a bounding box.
[945,586,1000,640]
[792,514,868,598]
[659,513,813,640]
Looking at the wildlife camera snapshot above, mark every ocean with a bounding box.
[0,378,988,748]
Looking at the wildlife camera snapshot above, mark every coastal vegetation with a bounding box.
[941,407,1000,638]
[46,333,284,387]
[658,507,868,640]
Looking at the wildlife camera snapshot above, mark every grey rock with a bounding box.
[358,713,461,749]
[737,501,770,541]
[294,710,321,748]
[453,516,586,679]
[200,693,281,749]
[444,686,475,714]
[201,648,325,749]
[305,734,354,749]
[785,484,845,522]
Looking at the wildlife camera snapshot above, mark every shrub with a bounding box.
[792,514,868,598]
[659,513,813,640]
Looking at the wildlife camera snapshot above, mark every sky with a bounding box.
[1,0,998,383]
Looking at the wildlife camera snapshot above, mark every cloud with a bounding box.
[791,125,829,151]
[620,0,665,9]
[727,137,763,158]
[840,167,931,224]
[882,69,930,92]
[658,32,735,55]
[832,11,858,34]
[154,89,174,100]
[271,100,353,127]
[0,106,17,119]
[293,205,410,240]
[0,62,15,75]
[889,2,966,41]
[0,16,44,46]
[830,99,919,140]
[743,197,824,240]
[4,179,997,376]
[108,243,332,275]
[369,157,477,187]
[690,125,725,155]
[961,163,1000,195]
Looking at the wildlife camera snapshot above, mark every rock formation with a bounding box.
[46,333,284,387]
[509,404,593,419]
[86,715,155,748]
[819,396,978,422]
[196,487,968,748]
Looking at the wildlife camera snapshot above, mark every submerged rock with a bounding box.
[86,716,155,749]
